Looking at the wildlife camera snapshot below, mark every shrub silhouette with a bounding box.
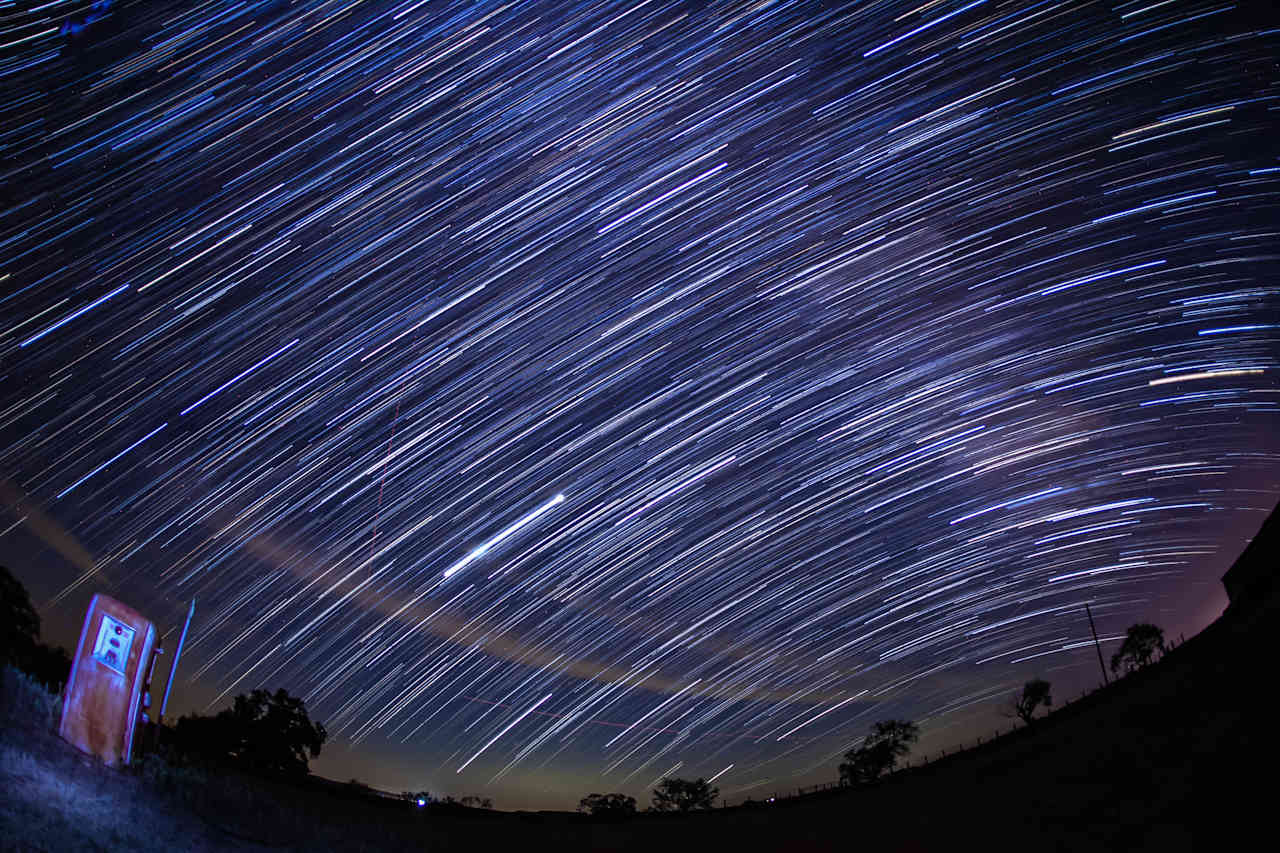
[839,719,919,785]
[1008,678,1053,725]
[172,687,326,776]
[651,777,718,812]
[578,792,637,817]
[1111,623,1166,675]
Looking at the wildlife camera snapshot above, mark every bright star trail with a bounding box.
[2,0,1277,810]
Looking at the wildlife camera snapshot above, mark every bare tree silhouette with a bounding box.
[1006,678,1053,725]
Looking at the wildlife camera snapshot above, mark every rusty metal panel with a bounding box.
[59,594,156,767]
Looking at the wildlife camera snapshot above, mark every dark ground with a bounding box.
[3,513,1271,852]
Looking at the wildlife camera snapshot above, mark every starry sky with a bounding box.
[2,0,1277,811]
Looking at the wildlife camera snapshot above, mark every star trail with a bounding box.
[2,0,1278,809]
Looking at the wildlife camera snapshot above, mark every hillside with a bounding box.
[3,507,1271,852]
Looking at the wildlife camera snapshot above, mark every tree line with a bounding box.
[579,777,718,817]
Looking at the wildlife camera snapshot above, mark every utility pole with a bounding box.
[1085,602,1108,685]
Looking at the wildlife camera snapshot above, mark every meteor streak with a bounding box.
[443,493,566,579]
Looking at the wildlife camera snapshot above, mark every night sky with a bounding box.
[2,0,1277,811]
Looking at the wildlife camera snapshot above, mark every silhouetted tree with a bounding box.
[169,711,226,764]
[173,688,326,775]
[459,795,494,809]
[19,638,72,690]
[1110,623,1166,675]
[578,792,637,817]
[0,566,41,668]
[400,790,431,806]
[839,719,920,785]
[1008,678,1053,725]
[0,566,72,689]
[651,777,718,812]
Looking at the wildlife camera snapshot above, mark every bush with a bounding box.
[129,751,209,801]
[1,664,63,732]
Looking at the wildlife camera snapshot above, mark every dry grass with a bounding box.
[0,667,266,853]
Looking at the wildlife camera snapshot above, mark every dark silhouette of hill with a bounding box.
[1221,499,1278,627]
[3,503,1272,851]
[680,503,1269,851]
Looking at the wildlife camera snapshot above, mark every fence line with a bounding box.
[724,675,1135,808]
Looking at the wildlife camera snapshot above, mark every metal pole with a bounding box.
[1085,602,1108,685]
[159,598,195,724]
